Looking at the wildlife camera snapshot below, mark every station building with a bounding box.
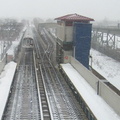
[55,13,94,69]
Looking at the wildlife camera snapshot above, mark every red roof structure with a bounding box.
[55,13,94,22]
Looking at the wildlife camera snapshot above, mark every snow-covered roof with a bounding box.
[61,63,120,120]
[55,13,94,22]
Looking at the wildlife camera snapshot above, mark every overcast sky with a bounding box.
[0,0,120,21]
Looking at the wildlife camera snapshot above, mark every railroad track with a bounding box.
[33,27,88,120]
[33,28,52,120]
[41,58,88,120]
[2,26,88,120]
[2,48,40,120]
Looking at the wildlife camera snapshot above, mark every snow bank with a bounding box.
[0,62,17,120]
[90,48,120,90]
[7,41,19,56]
[61,63,120,120]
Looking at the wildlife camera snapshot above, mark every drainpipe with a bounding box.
[97,81,99,95]
[73,46,76,58]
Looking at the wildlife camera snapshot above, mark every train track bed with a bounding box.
[34,27,88,120]
[2,26,88,120]
[2,48,40,120]
[40,62,87,120]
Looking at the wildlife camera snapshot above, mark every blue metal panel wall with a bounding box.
[73,22,92,69]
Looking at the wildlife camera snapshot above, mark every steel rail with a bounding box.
[37,27,88,120]
[2,48,40,120]
[43,65,62,119]
[32,26,88,120]
[39,64,52,120]
[33,28,53,120]
[33,50,43,120]
[41,63,61,120]
[43,61,83,119]
[48,63,88,119]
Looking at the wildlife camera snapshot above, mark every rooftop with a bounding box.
[55,13,94,22]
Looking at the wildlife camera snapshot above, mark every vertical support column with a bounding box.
[97,81,99,95]
[106,32,109,46]
[113,34,116,49]
[73,46,76,58]
[101,32,104,46]
[95,30,98,42]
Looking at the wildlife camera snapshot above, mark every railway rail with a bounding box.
[2,48,40,120]
[33,28,52,120]
[2,26,88,120]
[33,27,88,120]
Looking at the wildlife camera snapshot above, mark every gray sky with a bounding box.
[0,0,120,21]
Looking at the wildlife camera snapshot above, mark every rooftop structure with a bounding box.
[55,13,94,69]
[55,13,94,23]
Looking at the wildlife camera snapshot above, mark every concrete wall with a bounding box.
[99,82,120,116]
[0,56,6,73]
[68,56,120,116]
[63,51,72,63]
[7,55,14,63]
[70,56,99,91]
[65,26,73,42]
[57,23,73,42]
[57,24,65,41]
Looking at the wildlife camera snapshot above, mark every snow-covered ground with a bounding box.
[61,63,120,120]
[7,29,25,57]
[7,40,20,58]
[0,27,26,119]
[0,62,17,120]
[0,26,26,60]
[90,48,120,90]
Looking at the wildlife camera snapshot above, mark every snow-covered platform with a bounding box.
[0,62,17,120]
[60,56,120,120]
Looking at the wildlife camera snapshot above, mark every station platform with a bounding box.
[0,62,17,120]
[60,57,120,120]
